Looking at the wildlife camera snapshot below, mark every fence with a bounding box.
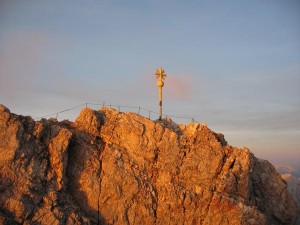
[34,102,196,124]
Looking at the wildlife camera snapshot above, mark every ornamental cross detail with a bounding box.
[155,67,167,120]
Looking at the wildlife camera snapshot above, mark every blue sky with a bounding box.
[0,0,299,166]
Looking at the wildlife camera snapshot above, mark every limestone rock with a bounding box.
[0,105,298,224]
[48,128,72,190]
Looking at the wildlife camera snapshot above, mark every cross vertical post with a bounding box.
[155,67,167,120]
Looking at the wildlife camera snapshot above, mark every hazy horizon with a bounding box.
[0,0,299,167]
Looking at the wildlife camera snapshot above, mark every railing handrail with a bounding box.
[34,102,196,123]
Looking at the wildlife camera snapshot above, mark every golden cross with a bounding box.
[155,67,167,81]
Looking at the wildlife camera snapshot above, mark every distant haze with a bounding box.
[0,0,299,167]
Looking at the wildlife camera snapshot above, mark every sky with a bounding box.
[0,0,299,167]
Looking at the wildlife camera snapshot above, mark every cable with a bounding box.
[34,102,197,122]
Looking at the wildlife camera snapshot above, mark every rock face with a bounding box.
[0,104,298,225]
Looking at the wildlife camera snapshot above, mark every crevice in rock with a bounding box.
[229,158,236,170]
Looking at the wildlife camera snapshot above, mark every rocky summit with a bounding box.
[0,104,298,225]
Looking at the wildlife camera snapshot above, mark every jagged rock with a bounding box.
[0,104,90,224]
[48,128,72,190]
[0,104,298,224]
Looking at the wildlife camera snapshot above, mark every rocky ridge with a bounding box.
[0,104,298,224]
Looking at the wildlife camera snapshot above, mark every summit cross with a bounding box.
[155,67,167,120]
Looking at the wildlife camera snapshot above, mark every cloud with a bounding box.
[165,74,194,100]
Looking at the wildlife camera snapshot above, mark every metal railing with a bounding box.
[34,102,196,123]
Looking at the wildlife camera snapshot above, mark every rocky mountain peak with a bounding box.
[0,105,298,224]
